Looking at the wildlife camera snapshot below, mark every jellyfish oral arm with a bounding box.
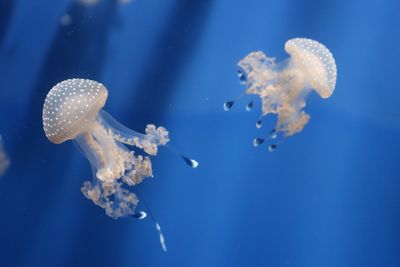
[74,109,197,219]
[99,110,199,168]
[75,123,130,183]
[74,117,154,185]
[75,118,154,218]
[99,110,170,155]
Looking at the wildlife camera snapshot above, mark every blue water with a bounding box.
[0,0,399,266]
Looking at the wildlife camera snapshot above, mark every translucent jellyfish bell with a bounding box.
[225,38,337,150]
[43,79,198,250]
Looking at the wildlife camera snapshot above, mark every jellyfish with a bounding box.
[42,79,198,251]
[0,136,10,176]
[224,38,337,151]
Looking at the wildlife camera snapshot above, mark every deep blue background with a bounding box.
[0,0,399,266]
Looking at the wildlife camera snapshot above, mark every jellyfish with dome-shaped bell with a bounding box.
[224,38,337,151]
[42,78,198,251]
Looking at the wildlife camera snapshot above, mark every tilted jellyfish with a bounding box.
[0,136,10,176]
[42,78,198,251]
[224,38,337,151]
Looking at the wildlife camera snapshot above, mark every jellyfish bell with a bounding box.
[43,78,198,250]
[225,38,337,151]
[284,38,337,99]
[43,79,108,145]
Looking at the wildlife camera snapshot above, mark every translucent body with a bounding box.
[237,38,337,137]
[43,79,169,219]
[0,136,9,176]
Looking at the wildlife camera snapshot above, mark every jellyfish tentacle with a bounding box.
[223,92,247,112]
[256,117,263,128]
[165,144,199,168]
[245,101,253,111]
[223,100,235,111]
[253,128,283,149]
[133,211,147,220]
[138,197,167,252]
